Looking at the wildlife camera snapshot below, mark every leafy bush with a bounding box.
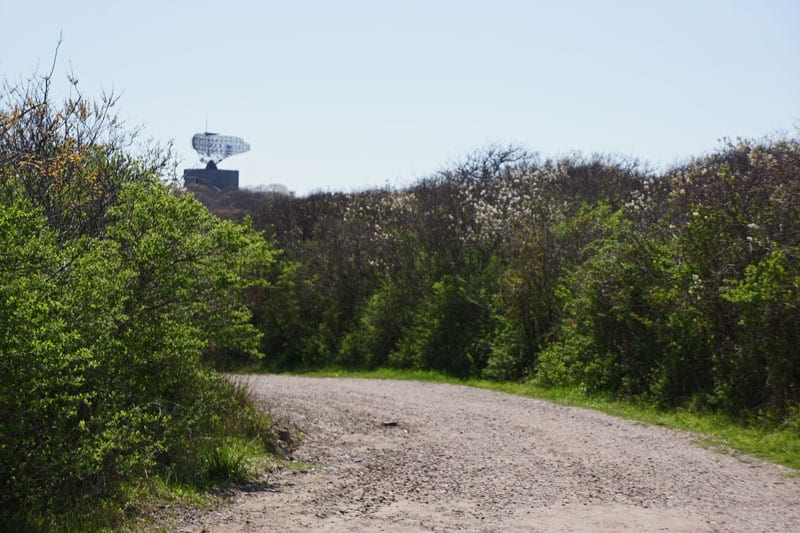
[390,275,490,378]
[534,206,667,394]
[721,246,800,415]
[0,73,279,526]
[339,279,416,368]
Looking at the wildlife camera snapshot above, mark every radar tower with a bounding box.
[184,131,250,190]
[191,132,250,166]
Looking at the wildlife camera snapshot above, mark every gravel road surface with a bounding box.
[173,375,800,532]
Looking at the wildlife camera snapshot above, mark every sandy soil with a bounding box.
[169,375,800,532]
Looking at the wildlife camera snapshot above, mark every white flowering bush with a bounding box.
[202,137,800,419]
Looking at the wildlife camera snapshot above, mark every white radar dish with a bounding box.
[192,132,250,164]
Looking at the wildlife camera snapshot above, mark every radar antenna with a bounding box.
[191,132,250,166]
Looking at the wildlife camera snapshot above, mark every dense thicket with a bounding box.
[0,75,278,525]
[195,139,800,421]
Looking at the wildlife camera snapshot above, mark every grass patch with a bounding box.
[268,367,800,471]
[201,437,266,485]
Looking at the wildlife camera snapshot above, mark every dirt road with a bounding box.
[174,375,800,532]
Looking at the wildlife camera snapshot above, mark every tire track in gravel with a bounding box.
[175,375,800,532]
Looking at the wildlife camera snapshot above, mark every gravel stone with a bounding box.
[172,375,800,532]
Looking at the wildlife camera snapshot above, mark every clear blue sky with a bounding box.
[2,1,798,196]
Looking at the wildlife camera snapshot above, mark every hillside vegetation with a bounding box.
[0,76,280,527]
[194,138,800,424]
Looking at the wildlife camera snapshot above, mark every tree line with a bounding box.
[195,137,800,421]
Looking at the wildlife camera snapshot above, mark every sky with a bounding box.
[1,1,798,196]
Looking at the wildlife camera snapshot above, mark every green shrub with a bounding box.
[533,206,668,395]
[721,246,800,415]
[339,280,415,368]
[390,275,486,378]
[535,324,594,388]
[0,80,280,525]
